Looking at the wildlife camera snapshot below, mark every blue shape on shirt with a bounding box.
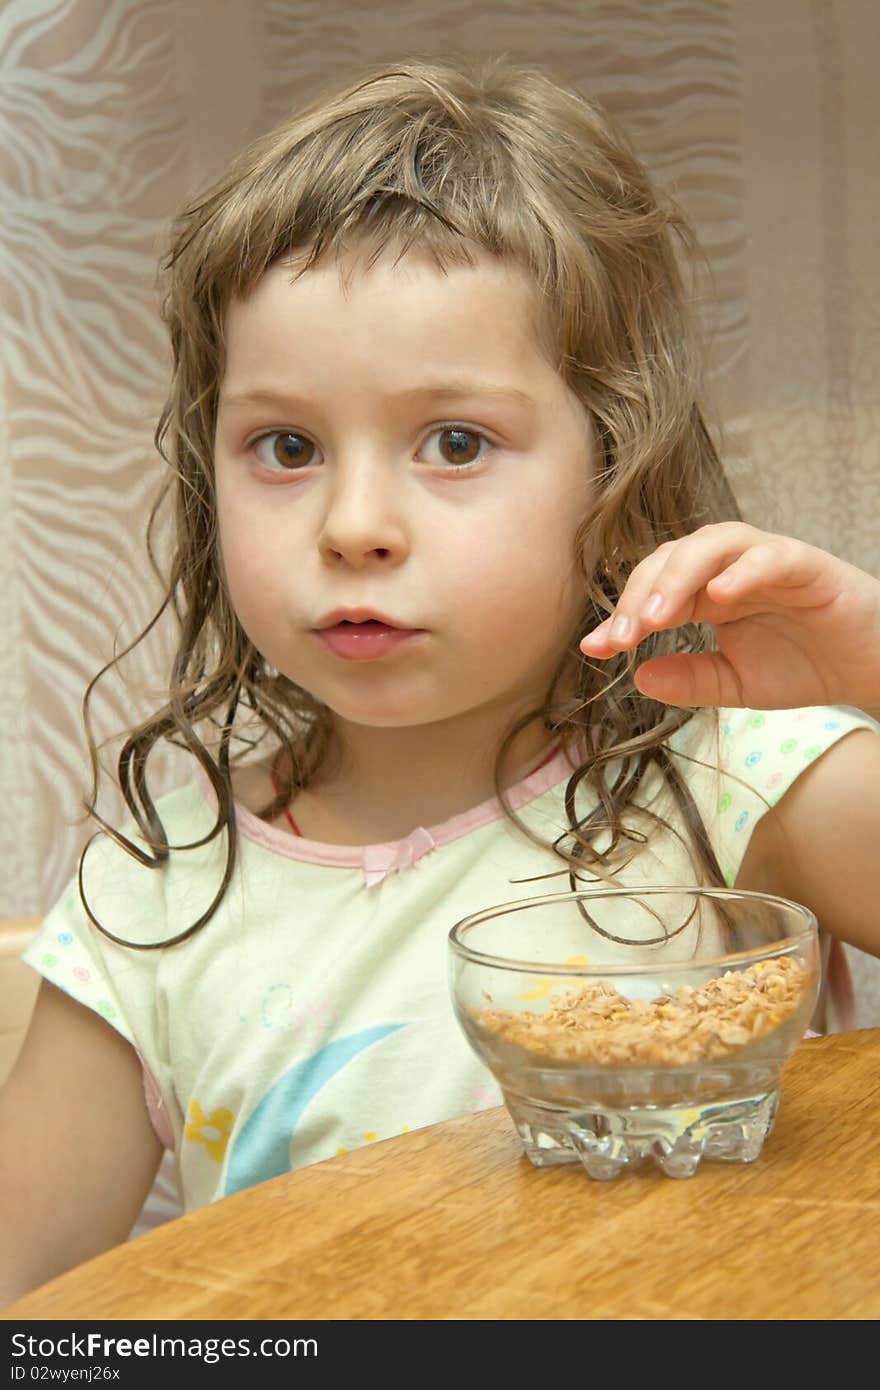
[223,1023,404,1195]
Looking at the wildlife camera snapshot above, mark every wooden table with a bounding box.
[4,1029,879,1321]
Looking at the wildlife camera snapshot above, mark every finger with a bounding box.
[630,524,773,631]
[705,539,827,608]
[579,543,677,654]
[640,530,832,626]
[633,651,746,708]
[581,524,769,655]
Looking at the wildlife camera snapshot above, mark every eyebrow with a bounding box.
[218,381,538,410]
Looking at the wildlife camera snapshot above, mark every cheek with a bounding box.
[442,496,583,633]
[217,478,277,578]
[215,507,281,636]
[215,525,249,607]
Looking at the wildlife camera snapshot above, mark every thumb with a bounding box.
[633,652,744,708]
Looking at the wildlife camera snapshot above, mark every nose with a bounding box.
[316,456,410,569]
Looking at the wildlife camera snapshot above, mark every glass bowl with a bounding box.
[448,886,819,1179]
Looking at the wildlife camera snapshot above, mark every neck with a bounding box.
[291,706,562,844]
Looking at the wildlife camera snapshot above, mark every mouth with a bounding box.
[314,609,419,632]
[324,618,401,633]
[312,611,427,662]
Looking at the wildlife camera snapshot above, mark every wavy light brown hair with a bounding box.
[80,52,741,948]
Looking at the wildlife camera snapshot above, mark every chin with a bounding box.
[330,704,447,730]
[317,686,470,731]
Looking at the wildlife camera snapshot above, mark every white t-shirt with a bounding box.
[21,704,876,1214]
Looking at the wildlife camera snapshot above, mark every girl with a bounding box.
[2,54,879,1305]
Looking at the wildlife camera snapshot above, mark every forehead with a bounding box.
[222,245,559,382]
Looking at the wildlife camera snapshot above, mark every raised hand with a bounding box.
[580,523,880,717]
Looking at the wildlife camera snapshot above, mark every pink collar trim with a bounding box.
[196,745,576,886]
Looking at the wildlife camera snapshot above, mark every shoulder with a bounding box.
[717,704,876,763]
[666,702,877,794]
[20,773,275,1076]
[736,713,880,955]
[45,779,226,952]
[659,704,878,886]
[717,704,878,821]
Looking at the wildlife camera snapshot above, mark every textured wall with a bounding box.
[2,0,878,1020]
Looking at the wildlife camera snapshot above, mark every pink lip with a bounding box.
[315,607,414,631]
[313,611,426,663]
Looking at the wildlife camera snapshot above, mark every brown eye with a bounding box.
[439,428,481,466]
[254,432,317,470]
[422,426,488,469]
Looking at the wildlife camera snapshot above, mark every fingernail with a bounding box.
[644,592,665,621]
[610,613,631,641]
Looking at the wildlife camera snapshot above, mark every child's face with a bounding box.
[214,246,594,738]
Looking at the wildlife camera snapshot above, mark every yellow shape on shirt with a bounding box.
[184,1099,234,1162]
